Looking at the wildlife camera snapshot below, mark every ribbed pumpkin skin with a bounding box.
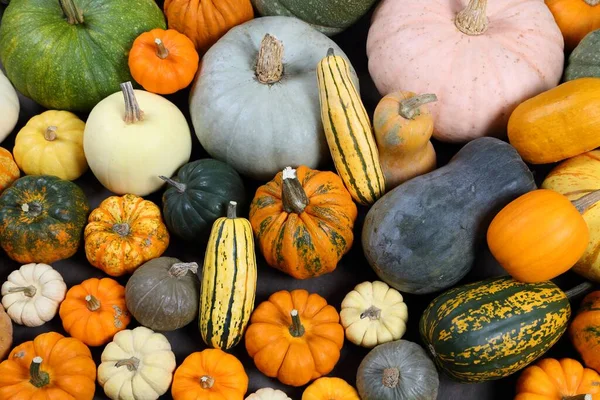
[317,50,385,206]
[546,0,600,52]
[162,159,246,241]
[570,291,600,373]
[0,175,89,264]
[0,148,19,194]
[565,29,600,81]
[420,277,571,383]
[200,206,257,350]
[0,0,166,112]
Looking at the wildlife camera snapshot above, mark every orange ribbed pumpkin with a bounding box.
[546,0,600,52]
[0,147,19,193]
[163,0,254,53]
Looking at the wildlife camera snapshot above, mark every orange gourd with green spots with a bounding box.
[0,147,19,193]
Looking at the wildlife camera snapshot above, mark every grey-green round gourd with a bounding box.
[357,340,439,400]
[565,29,600,81]
[126,257,199,331]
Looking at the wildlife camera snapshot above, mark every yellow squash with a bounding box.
[317,49,385,206]
[200,201,257,350]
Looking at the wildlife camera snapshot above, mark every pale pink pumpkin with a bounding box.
[366,0,564,143]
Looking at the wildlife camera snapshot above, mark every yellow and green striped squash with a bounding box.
[419,277,571,383]
[200,201,257,350]
[317,49,385,206]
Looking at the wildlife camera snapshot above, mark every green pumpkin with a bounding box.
[250,0,378,35]
[0,175,89,264]
[0,0,166,112]
[565,29,600,81]
[161,159,246,241]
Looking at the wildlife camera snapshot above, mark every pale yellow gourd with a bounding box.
[0,70,19,144]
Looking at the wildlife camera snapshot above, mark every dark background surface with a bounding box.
[0,2,593,399]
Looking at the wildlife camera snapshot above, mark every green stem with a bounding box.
[282,167,309,214]
[360,306,382,321]
[120,82,144,124]
[85,295,100,311]
[563,395,592,400]
[455,0,488,35]
[573,189,600,214]
[159,176,186,193]
[399,94,438,119]
[44,126,58,141]
[200,375,215,389]
[59,0,84,24]
[29,357,50,388]
[112,223,131,237]
[115,357,140,372]
[288,309,305,337]
[8,285,37,297]
[154,38,169,59]
[227,201,238,219]
[566,281,595,299]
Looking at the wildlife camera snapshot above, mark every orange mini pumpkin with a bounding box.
[546,0,600,52]
[59,277,131,347]
[302,377,360,400]
[245,289,345,387]
[249,166,357,279]
[84,194,170,276]
[487,189,600,283]
[171,349,248,400]
[0,331,96,400]
[570,291,600,374]
[0,147,19,193]
[129,29,199,95]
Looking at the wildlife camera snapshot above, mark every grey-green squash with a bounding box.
[362,137,536,295]
[565,29,600,81]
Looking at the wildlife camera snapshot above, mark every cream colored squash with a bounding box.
[246,388,292,400]
[0,69,19,144]
[84,81,191,196]
[13,110,88,181]
[98,326,176,400]
[1,263,66,327]
[340,281,408,348]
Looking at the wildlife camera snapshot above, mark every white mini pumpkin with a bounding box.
[0,69,19,143]
[340,281,408,348]
[98,326,177,400]
[84,81,192,196]
[1,263,66,327]
[246,388,292,400]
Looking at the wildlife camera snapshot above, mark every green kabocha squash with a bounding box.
[126,257,200,332]
[161,159,246,241]
[420,277,589,383]
[362,137,536,295]
[565,29,600,81]
[251,0,378,36]
[0,175,89,264]
[0,0,166,112]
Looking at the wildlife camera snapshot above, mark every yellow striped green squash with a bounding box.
[317,49,385,206]
[200,201,257,350]
[419,277,571,383]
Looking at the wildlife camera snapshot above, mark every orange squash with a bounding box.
[84,194,170,277]
[249,166,357,279]
[129,28,199,95]
[302,377,360,400]
[0,148,18,193]
[0,331,96,400]
[163,0,254,53]
[245,289,344,387]
[59,277,131,347]
[570,291,600,374]
[508,78,600,164]
[373,91,437,190]
[546,0,600,52]
[515,357,600,400]
[487,189,600,283]
[171,349,248,400]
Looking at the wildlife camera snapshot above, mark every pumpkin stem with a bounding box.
[327,48,335,57]
[29,357,50,388]
[282,167,309,214]
[154,38,170,59]
[200,375,215,389]
[8,285,37,297]
[120,82,144,124]
[115,357,140,372]
[159,176,187,193]
[21,202,43,217]
[585,0,600,5]
[564,395,592,400]
[44,126,58,141]
[59,0,84,25]
[289,309,305,337]
[113,223,131,237]
[566,281,595,299]
[85,295,101,311]
[360,305,382,320]
[169,262,199,277]
[382,367,400,389]
[455,0,488,35]
[399,94,438,120]
[573,189,600,214]
[227,201,238,218]
[256,34,284,84]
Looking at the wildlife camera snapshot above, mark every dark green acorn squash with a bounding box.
[250,0,378,35]
[362,137,536,295]
[0,175,89,264]
[160,159,246,241]
[419,277,573,383]
[565,29,600,81]
[0,0,166,112]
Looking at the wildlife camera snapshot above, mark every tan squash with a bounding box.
[0,305,12,360]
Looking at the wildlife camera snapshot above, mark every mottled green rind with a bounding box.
[162,159,246,242]
[565,29,600,81]
[419,277,570,383]
[0,0,165,112]
[251,0,377,35]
